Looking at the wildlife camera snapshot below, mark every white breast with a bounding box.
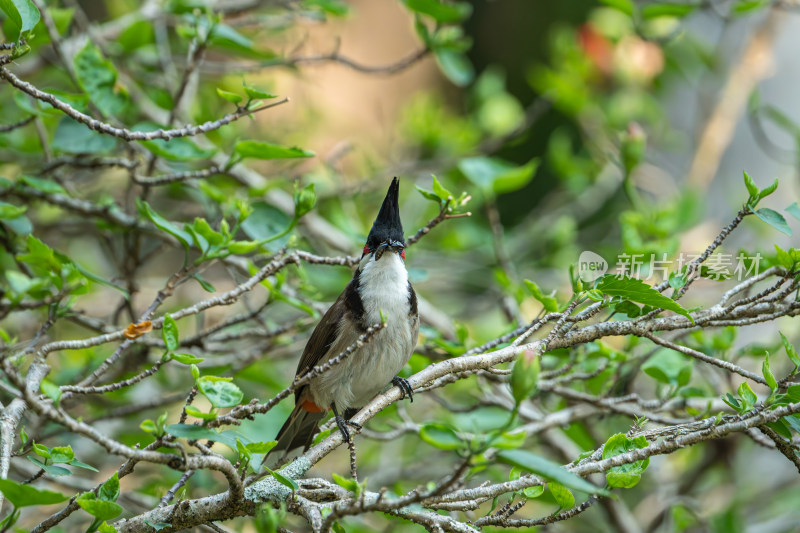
[313,252,417,411]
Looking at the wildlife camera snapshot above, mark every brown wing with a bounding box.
[295,292,347,378]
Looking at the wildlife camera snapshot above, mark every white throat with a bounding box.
[357,252,409,324]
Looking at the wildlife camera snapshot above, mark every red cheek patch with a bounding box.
[400,249,405,260]
[363,244,369,255]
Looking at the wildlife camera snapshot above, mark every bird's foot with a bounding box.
[392,376,414,402]
[331,404,361,443]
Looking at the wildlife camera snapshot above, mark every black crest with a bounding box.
[366,178,404,249]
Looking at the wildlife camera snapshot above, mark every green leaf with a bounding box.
[509,350,539,404]
[757,178,779,201]
[52,117,117,154]
[243,85,276,100]
[192,274,216,293]
[548,481,574,508]
[415,185,441,203]
[497,449,610,496]
[49,446,75,464]
[458,157,538,195]
[208,23,274,60]
[264,467,299,491]
[246,441,277,454]
[642,349,692,387]
[738,381,757,408]
[762,352,778,392]
[431,175,452,202]
[170,352,204,365]
[98,521,117,533]
[74,41,130,117]
[166,424,245,450]
[403,0,472,22]
[183,404,218,421]
[786,202,800,221]
[641,2,696,18]
[143,521,171,531]
[27,457,71,477]
[0,201,27,219]
[419,422,463,450]
[20,175,66,195]
[602,433,650,488]
[161,314,179,352]
[434,48,474,87]
[77,492,123,520]
[524,280,558,312]
[68,459,98,472]
[232,140,315,161]
[216,88,243,105]
[0,0,40,41]
[780,332,800,368]
[134,122,217,161]
[32,441,50,458]
[197,376,243,408]
[136,199,192,251]
[99,473,120,502]
[331,472,359,493]
[743,170,758,199]
[40,379,62,407]
[240,202,293,249]
[0,478,68,507]
[596,275,692,322]
[754,208,792,236]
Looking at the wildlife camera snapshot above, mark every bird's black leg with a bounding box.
[392,376,414,402]
[330,403,361,443]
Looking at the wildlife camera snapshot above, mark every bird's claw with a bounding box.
[333,412,361,443]
[392,376,414,402]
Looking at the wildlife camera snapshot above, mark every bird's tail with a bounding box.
[264,404,325,468]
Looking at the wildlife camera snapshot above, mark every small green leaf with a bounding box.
[99,473,120,502]
[32,441,50,458]
[216,88,243,105]
[602,433,650,488]
[754,208,792,236]
[232,140,314,161]
[497,449,610,496]
[27,457,71,477]
[642,349,692,387]
[74,41,130,117]
[403,0,472,23]
[509,350,539,405]
[331,472,359,493]
[431,175,452,202]
[98,521,117,533]
[786,202,800,221]
[597,275,692,322]
[76,492,123,520]
[49,446,75,464]
[738,381,757,407]
[52,117,117,154]
[161,314,179,352]
[245,441,277,454]
[762,352,778,392]
[780,332,800,368]
[40,379,62,407]
[0,0,41,41]
[136,199,192,251]
[197,376,243,408]
[264,467,298,491]
[183,404,218,421]
[435,48,474,87]
[0,478,68,507]
[547,481,575,508]
[170,353,204,365]
[419,422,463,450]
[135,122,217,161]
[0,201,27,219]
[523,484,545,499]
[757,177,779,201]
[243,85,276,100]
[743,170,758,199]
[415,185,441,203]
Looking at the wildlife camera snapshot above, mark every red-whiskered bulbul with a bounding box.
[269,178,418,459]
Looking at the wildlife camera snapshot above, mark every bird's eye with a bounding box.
[362,244,370,255]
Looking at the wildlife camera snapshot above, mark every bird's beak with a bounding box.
[375,240,404,260]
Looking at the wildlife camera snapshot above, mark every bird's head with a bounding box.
[362,177,405,262]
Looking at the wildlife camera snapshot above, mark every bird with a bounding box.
[267,177,418,462]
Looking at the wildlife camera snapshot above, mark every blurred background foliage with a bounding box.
[1,0,800,532]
